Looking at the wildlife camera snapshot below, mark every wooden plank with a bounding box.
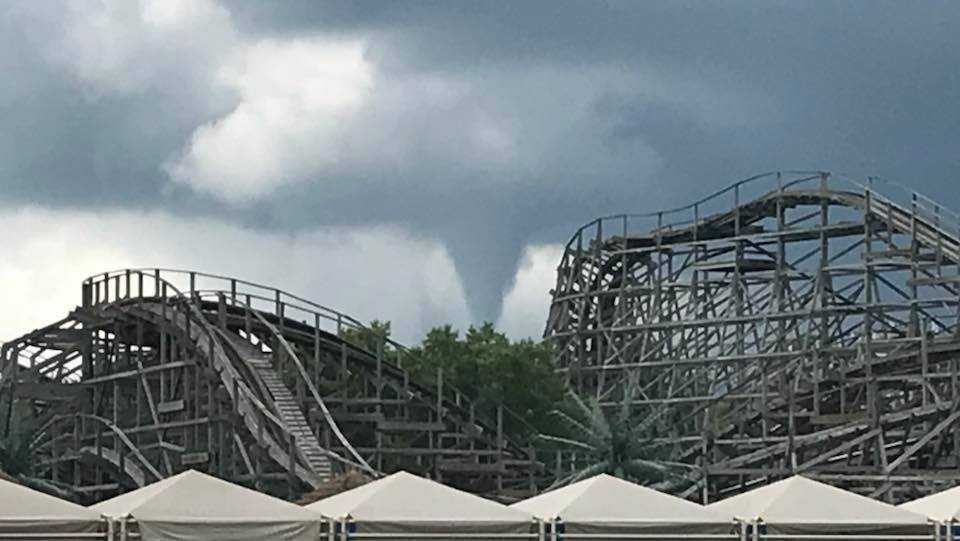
[438,460,506,473]
[157,399,185,414]
[331,412,385,423]
[181,452,210,465]
[12,382,86,401]
[811,412,868,425]
[377,420,446,432]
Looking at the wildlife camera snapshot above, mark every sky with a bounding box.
[1,1,959,344]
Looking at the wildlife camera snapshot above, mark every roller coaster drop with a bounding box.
[3,170,960,504]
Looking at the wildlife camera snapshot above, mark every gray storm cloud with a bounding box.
[2,0,959,329]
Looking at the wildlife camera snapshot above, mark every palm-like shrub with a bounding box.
[0,426,74,498]
[541,382,696,487]
[0,428,34,478]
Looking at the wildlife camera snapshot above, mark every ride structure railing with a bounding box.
[81,269,374,479]
[560,171,959,256]
[80,268,539,482]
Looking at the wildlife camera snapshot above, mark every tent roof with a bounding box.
[708,476,929,525]
[511,474,730,524]
[91,470,320,522]
[306,471,533,524]
[0,477,101,522]
[900,485,960,520]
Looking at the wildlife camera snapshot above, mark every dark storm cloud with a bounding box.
[3,1,960,323]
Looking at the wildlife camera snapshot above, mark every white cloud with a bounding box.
[166,38,374,202]
[496,243,564,340]
[164,57,676,205]
[15,0,676,207]
[164,39,525,204]
[0,207,471,344]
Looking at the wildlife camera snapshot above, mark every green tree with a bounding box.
[406,322,563,437]
[338,319,564,440]
[339,319,393,356]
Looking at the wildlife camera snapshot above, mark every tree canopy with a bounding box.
[406,323,564,436]
[340,319,687,488]
[343,321,564,437]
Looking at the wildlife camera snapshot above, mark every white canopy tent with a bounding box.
[511,474,735,535]
[0,477,104,536]
[901,485,960,522]
[306,471,537,537]
[708,476,931,536]
[91,470,321,541]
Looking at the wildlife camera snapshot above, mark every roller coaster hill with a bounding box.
[4,170,960,505]
[545,171,960,503]
[0,270,541,502]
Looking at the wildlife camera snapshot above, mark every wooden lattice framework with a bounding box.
[0,271,538,502]
[545,171,960,503]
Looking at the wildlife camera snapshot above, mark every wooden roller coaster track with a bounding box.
[6,169,959,505]
[0,270,540,502]
[545,170,960,504]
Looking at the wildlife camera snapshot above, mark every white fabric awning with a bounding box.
[708,476,930,535]
[900,485,960,521]
[0,477,102,534]
[306,471,535,534]
[91,470,321,541]
[511,474,732,534]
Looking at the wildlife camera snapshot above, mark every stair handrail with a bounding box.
[227,294,376,475]
[199,287,541,455]
[84,268,522,472]
[83,271,329,487]
[199,287,539,459]
[82,269,538,460]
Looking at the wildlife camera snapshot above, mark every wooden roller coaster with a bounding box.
[0,271,539,502]
[545,171,960,503]
[5,170,960,505]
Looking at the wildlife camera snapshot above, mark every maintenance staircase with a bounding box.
[219,331,334,481]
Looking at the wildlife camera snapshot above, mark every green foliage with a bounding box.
[543,381,694,486]
[0,402,37,478]
[339,317,687,490]
[0,424,78,499]
[351,321,564,437]
[339,319,393,355]
[0,428,34,477]
[410,323,564,436]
